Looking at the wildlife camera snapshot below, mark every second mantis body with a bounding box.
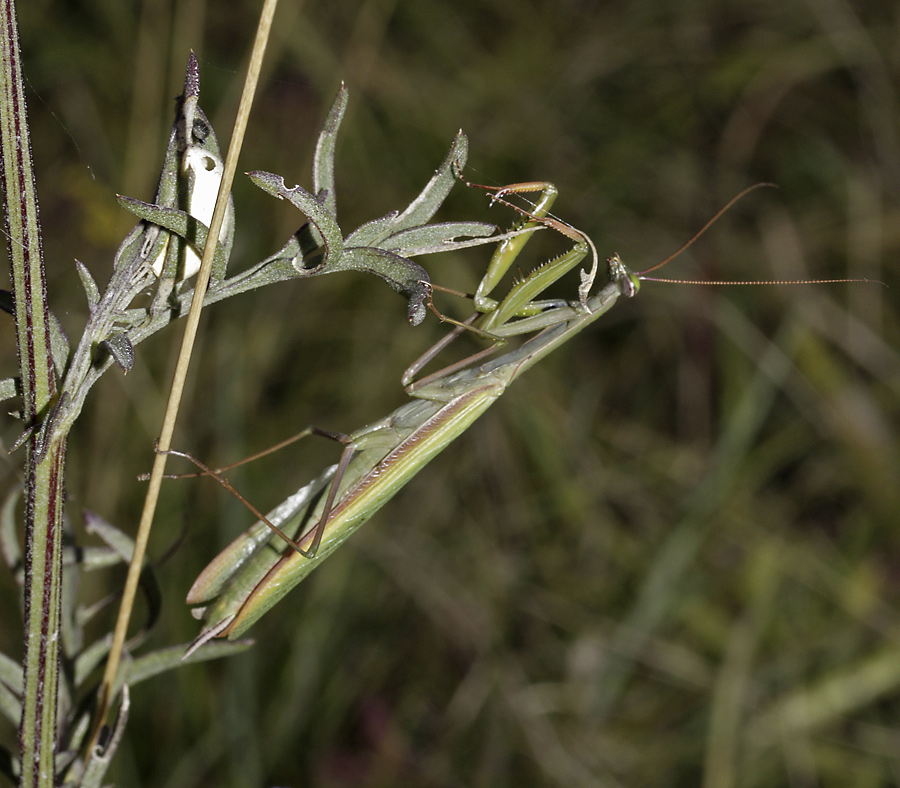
[185,177,642,648]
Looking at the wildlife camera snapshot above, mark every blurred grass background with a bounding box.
[2,0,899,785]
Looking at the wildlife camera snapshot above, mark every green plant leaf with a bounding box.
[0,378,16,403]
[0,650,22,725]
[98,332,134,373]
[312,82,348,216]
[74,260,100,309]
[248,172,343,272]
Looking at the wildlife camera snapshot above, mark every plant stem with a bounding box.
[0,1,67,786]
[86,0,281,756]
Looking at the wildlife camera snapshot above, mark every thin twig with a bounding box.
[85,0,280,757]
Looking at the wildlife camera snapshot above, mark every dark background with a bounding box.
[2,0,899,785]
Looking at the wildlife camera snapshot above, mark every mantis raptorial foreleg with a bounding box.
[450,169,600,330]
[402,171,601,389]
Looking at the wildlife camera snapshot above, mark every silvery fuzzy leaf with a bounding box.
[0,650,22,725]
[384,221,496,256]
[313,83,348,216]
[99,333,134,373]
[391,130,469,232]
[117,196,230,281]
[344,211,400,249]
[0,379,17,404]
[340,246,430,325]
[74,260,100,309]
[248,172,343,272]
[0,486,21,582]
[343,131,470,251]
[48,312,70,378]
[117,639,252,693]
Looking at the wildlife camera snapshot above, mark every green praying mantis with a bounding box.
[179,172,868,652]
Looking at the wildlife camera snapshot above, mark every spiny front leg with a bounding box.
[454,168,597,330]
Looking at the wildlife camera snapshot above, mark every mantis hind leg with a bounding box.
[157,425,356,559]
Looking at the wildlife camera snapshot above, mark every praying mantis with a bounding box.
[181,171,641,651]
[182,174,845,651]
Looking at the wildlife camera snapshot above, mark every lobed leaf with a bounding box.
[98,333,134,373]
[248,172,343,271]
[312,82,348,215]
[391,130,469,231]
[384,221,497,256]
[74,260,100,309]
[339,247,431,325]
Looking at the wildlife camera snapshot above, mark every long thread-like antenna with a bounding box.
[637,183,884,287]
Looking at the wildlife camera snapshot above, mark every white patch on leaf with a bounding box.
[151,146,224,279]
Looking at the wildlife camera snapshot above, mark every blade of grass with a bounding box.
[86,0,281,755]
